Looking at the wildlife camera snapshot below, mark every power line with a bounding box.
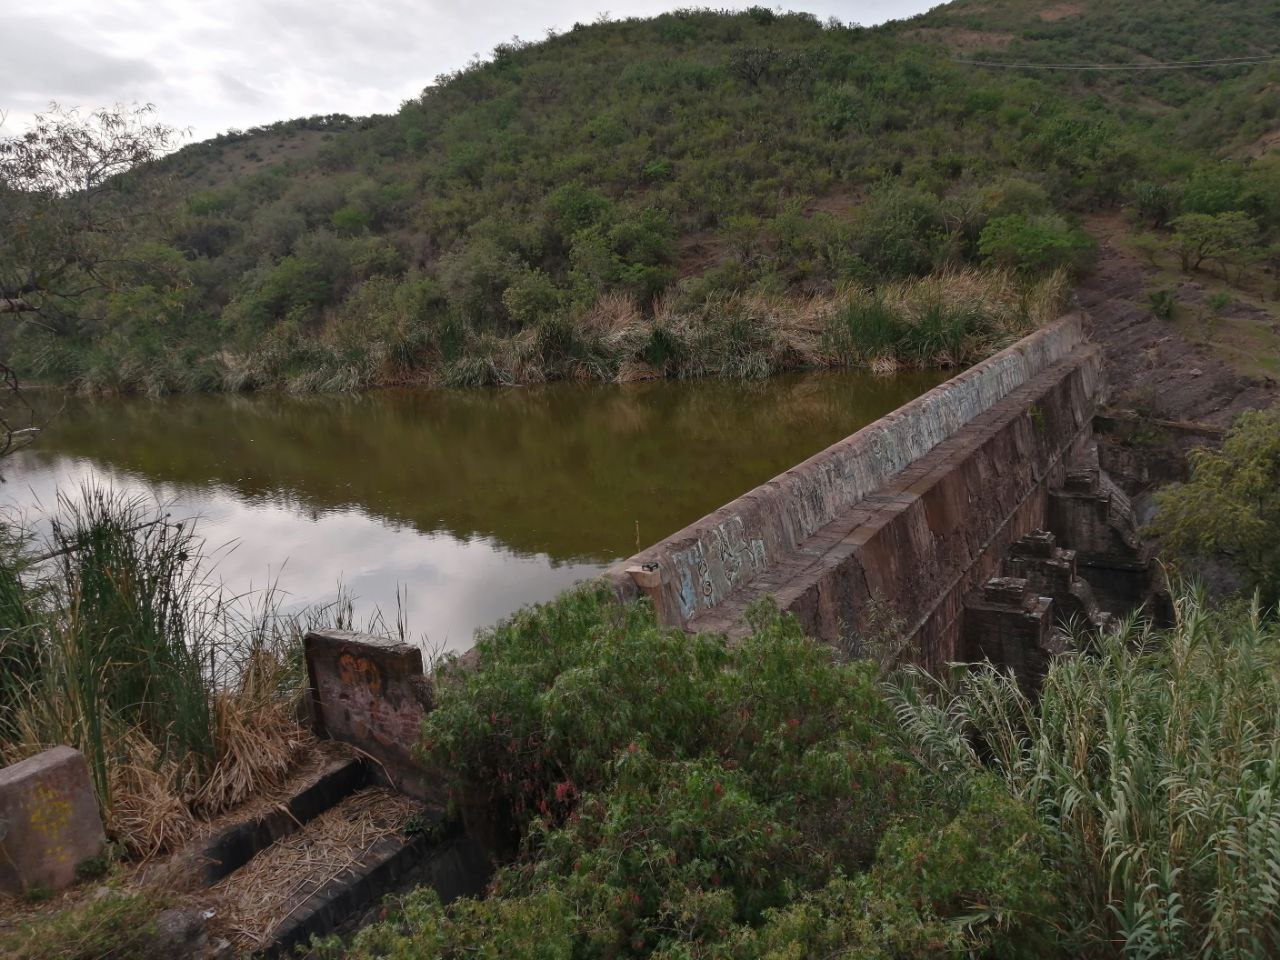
[954,54,1279,71]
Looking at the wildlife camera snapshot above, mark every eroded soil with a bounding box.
[1075,219,1277,428]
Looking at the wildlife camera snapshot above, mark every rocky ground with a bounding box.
[1075,218,1277,428]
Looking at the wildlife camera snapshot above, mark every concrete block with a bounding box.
[305,631,437,802]
[0,746,105,895]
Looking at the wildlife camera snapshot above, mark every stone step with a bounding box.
[199,785,488,957]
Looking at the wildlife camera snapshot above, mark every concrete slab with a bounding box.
[305,631,438,802]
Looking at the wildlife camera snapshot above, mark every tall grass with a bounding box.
[823,268,1067,368]
[885,590,1280,958]
[0,527,39,745]
[0,487,357,857]
[45,491,217,791]
[74,268,1069,395]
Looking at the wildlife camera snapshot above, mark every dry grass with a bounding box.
[194,701,310,815]
[107,739,198,859]
[581,291,643,337]
[207,787,420,949]
[873,266,1067,335]
[6,697,312,859]
[1038,2,1085,21]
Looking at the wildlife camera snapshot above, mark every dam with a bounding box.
[604,314,1153,677]
[251,316,1161,946]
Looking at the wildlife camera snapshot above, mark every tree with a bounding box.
[0,103,175,461]
[728,45,779,87]
[1168,211,1259,277]
[0,103,176,324]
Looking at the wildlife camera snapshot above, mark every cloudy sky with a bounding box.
[3,1,940,144]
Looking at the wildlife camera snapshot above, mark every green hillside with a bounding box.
[913,0,1280,150]
[4,1,1278,393]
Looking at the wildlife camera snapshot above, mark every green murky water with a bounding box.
[2,371,945,651]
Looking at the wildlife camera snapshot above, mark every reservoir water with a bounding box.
[1,371,945,652]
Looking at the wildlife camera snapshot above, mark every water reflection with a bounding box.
[2,371,945,650]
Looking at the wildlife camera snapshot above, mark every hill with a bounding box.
[4,1,1278,394]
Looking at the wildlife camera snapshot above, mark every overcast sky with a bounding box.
[2,1,940,145]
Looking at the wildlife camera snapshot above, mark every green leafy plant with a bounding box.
[1151,408,1280,605]
[1148,287,1177,321]
[887,588,1280,959]
[978,214,1094,276]
[370,587,1057,957]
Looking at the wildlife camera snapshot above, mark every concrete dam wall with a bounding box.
[607,315,1117,671]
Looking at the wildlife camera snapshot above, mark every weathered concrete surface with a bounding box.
[963,577,1058,697]
[266,831,491,958]
[0,746,105,895]
[1047,468,1158,618]
[305,632,437,802]
[197,757,369,886]
[608,316,1105,671]
[1003,529,1115,635]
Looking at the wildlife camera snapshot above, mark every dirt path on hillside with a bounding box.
[1074,218,1276,427]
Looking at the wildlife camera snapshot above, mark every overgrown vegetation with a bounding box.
[316,577,1280,959]
[889,592,1280,958]
[0,887,171,960]
[1152,408,1280,606]
[0,489,336,859]
[327,587,1056,958]
[6,1,1277,393]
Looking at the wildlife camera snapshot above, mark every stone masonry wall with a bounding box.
[607,316,1093,635]
[775,351,1101,669]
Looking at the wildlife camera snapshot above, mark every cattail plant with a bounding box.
[0,486,362,856]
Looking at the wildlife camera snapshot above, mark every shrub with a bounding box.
[1130,180,1181,228]
[545,183,613,236]
[1152,408,1280,605]
[1148,287,1177,321]
[977,213,1094,275]
[331,589,1054,957]
[853,185,946,278]
[500,267,564,326]
[330,203,371,236]
[438,239,524,327]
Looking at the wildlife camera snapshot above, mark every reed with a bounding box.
[824,268,1067,368]
[118,268,1069,395]
[885,589,1280,958]
[0,487,351,856]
